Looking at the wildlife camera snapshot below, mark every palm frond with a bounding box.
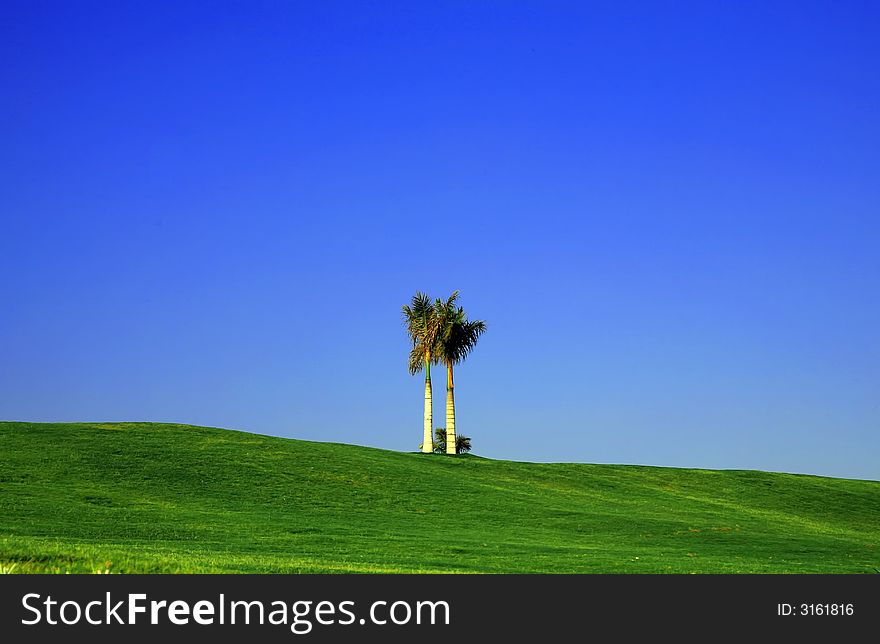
[408,343,425,375]
[437,290,460,312]
[450,318,487,364]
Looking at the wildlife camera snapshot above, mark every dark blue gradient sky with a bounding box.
[2,1,878,479]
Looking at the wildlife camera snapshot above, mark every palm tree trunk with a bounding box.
[445,361,456,454]
[422,351,433,453]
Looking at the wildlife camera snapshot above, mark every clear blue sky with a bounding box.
[2,1,878,480]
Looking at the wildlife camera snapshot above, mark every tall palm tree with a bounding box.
[402,292,441,453]
[435,291,486,455]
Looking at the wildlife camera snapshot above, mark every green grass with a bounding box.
[0,421,877,573]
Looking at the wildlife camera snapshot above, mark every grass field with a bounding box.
[0,421,877,573]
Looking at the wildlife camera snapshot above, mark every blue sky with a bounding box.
[2,1,878,480]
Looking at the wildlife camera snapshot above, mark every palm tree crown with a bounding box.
[402,291,440,374]
[435,291,486,367]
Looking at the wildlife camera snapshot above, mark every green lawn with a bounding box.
[0,421,877,573]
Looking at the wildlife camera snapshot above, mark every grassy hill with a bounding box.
[0,421,877,573]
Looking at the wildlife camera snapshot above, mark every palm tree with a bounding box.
[433,427,472,454]
[435,291,486,455]
[402,292,441,453]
